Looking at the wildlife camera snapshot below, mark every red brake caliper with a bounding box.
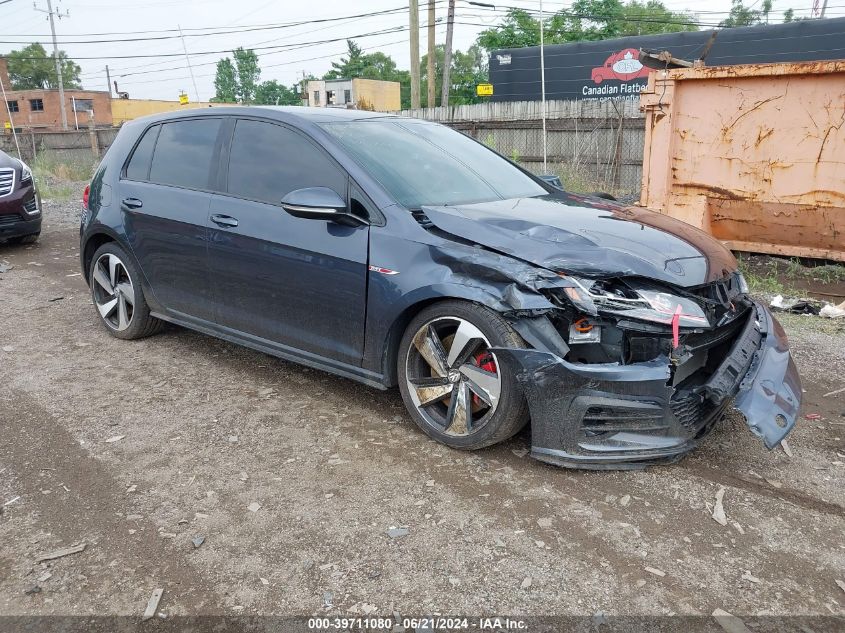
[472,351,497,407]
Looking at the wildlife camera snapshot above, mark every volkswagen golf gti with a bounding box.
[79,107,801,469]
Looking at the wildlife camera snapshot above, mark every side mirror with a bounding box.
[538,174,563,189]
[281,187,368,227]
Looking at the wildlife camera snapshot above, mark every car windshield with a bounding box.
[319,119,548,208]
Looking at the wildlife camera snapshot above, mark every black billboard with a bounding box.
[489,17,845,102]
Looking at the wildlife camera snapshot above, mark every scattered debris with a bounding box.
[781,439,794,458]
[25,586,41,595]
[620,494,631,507]
[804,413,822,420]
[260,577,269,586]
[247,502,261,513]
[836,579,845,594]
[644,566,666,577]
[228,435,239,443]
[1,346,13,352]
[537,517,552,528]
[0,262,12,273]
[36,571,52,583]
[142,588,164,621]
[820,300,845,319]
[741,571,761,584]
[765,478,783,489]
[105,435,125,443]
[191,536,205,549]
[323,591,333,608]
[823,386,845,398]
[712,608,752,633]
[732,522,745,535]
[511,448,528,458]
[770,295,821,315]
[36,543,86,563]
[520,577,532,589]
[3,496,20,506]
[125,485,137,494]
[712,487,728,526]
[239,471,249,482]
[387,527,409,539]
[48,296,64,302]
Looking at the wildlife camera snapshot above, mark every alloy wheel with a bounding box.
[92,253,135,331]
[405,317,502,436]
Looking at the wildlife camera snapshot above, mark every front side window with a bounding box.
[148,118,221,190]
[124,124,159,181]
[30,99,44,112]
[7,100,18,113]
[226,119,346,205]
[320,119,546,209]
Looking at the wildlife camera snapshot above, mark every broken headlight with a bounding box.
[559,276,710,327]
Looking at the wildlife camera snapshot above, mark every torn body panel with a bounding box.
[493,302,801,469]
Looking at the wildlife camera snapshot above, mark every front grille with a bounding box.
[671,392,717,431]
[0,168,14,197]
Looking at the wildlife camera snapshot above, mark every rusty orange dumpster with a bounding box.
[639,61,845,262]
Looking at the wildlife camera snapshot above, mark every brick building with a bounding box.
[1,57,113,131]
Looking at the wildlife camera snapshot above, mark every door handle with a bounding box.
[211,214,239,228]
[121,197,143,210]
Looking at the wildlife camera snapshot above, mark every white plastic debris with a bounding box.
[142,588,164,621]
[712,487,728,526]
[820,300,845,319]
[712,608,752,633]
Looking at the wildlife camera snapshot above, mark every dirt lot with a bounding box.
[1,198,844,629]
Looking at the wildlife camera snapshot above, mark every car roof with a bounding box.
[124,105,398,128]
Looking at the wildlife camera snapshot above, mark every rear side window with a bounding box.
[149,119,221,190]
[125,124,159,181]
[227,119,346,204]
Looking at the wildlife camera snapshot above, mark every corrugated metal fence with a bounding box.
[0,128,119,163]
[399,99,645,197]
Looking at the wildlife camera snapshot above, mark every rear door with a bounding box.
[206,118,369,365]
[120,118,225,321]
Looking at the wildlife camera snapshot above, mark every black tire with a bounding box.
[9,233,39,245]
[397,300,530,450]
[89,242,163,340]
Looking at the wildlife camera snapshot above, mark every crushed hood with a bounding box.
[421,194,738,288]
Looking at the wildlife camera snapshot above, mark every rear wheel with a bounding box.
[397,301,530,450]
[89,242,163,340]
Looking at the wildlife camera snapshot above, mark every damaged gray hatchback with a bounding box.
[80,107,801,469]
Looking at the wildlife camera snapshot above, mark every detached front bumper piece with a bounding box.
[495,302,801,470]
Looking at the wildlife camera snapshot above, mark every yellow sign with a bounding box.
[3,121,10,130]
[179,93,189,105]
[476,83,494,97]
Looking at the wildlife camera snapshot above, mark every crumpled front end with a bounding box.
[494,302,801,469]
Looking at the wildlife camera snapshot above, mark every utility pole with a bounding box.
[35,0,69,130]
[178,25,201,103]
[427,0,436,107]
[820,0,829,17]
[440,0,455,108]
[105,65,112,97]
[540,0,547,173]
[409,0,421,109]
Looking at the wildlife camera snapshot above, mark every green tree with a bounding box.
[254,80,300,105]
[6,42,81,90]
[212,47,261,103]
[476,1,696,53]
[324,40,401,81]
[719,0,773,26]
[212,58,237,102]
[233,47,260,103]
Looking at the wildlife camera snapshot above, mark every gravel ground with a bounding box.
[1,199,844,629]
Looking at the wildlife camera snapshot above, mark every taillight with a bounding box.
[82,184,90,210]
